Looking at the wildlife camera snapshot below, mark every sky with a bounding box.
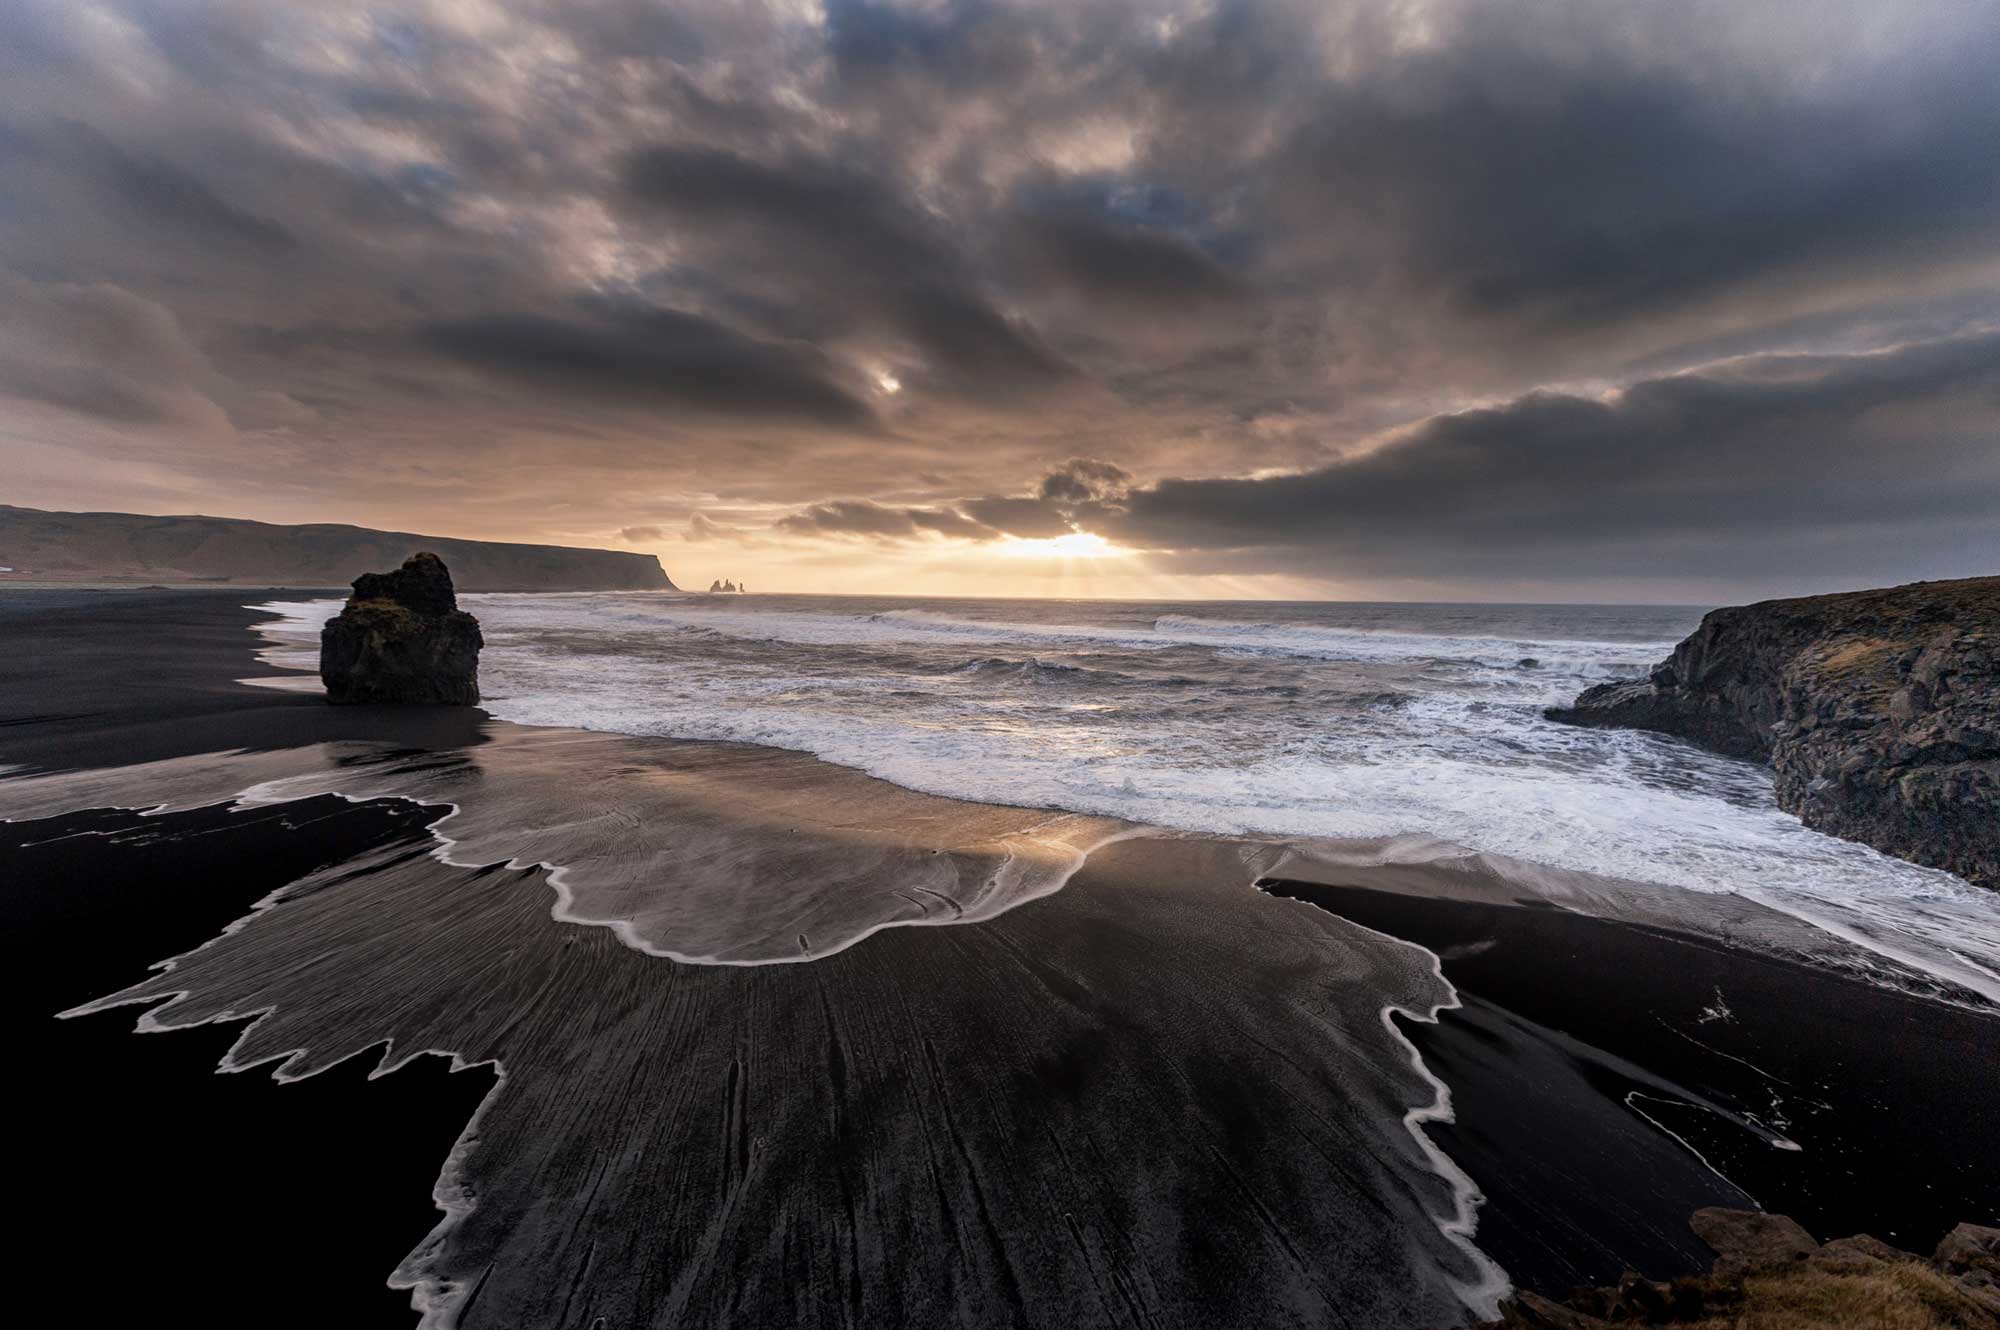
[2,0,1997,601]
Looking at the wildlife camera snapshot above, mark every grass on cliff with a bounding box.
[1680,1261,1997,1329]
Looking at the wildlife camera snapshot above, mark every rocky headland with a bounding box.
[319,552,483,705]
[0,503,675,590]
[1548,577,1998,889]
[1462,1208,2000,1329]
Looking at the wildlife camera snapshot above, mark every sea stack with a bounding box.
[1548,576,1998,889]
[319,551,484,705]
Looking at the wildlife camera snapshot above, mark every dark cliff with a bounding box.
[0,504,674,591]
[1549,577,1998,890]
[320,552,483,705]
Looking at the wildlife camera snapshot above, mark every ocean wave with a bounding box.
[950,655,1089,679]
[248,595,2000,1004]
[615,602,1668,673]
[1152,613,1675,671]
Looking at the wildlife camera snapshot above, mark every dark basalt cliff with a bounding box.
[320,552,483,705]
[0,504,674,590]
[1548,577,1998,890]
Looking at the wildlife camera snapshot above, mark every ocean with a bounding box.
[256,591,2000,1001]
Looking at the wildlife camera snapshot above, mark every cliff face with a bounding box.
[0,504,674,591]
[1549,577,1999,889]
[320,552,484,705]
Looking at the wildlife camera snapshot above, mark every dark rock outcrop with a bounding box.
[1939,1224,2000,1315]
[1456,1208,2000,1329]
[1687,1207,1819,1277]
[1548,577,1999,889]
[319,552,483,705]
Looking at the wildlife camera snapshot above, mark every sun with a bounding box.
[995,531,1127,559]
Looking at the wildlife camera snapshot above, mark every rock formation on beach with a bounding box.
[1461,1208,2000,1329]
[319,552,483,705]
[1548,577,1999,889]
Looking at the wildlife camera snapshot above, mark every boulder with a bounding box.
[1937,1224,2000,1314]
[1548,576,1999,889]
[1815,1233,1922,1271]
[319,552,483,705]
[1690,1207,1818,1275]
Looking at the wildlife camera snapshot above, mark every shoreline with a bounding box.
[242,592,2000,1008]
[1261,875,2000,1292]
[3,588,1995,1326]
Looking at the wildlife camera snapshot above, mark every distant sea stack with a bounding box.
[1549,577,1998,889]
[0,504,674,590]
[320,553,483,705]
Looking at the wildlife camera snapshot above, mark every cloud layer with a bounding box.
[1,0,1996,595]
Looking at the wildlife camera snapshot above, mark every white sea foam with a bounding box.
[246,594,2000,1003]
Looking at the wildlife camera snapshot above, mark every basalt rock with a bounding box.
[1547,577,1999,890]
[1938,1224,2000,1315]
[320,552,483,705]
[1688,1206,1819,1277]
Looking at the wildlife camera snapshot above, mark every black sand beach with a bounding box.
[2,589,1995,1328]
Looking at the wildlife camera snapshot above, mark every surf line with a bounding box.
[238,600,1157,968]
[1247,867,1511,1320]
[240,772,1149,967]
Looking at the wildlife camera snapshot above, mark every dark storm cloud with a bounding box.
[1038,457,1131,504]
[898,288,1073,393]
[883,458,1131,541]
[1079,332,2000,581]
[776,499,990,541]
[617,142,1075,399]
[421,307,878,429]
[956,495,1078,540]
[1007,210,1245,320]
[2,0,1998,591]
[73,133,301,254]
[1254,33,2000,334]
[619,146,902,247]
[0,274,237,430]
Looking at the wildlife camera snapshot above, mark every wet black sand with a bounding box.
[0,587,486,771]
[2,797,494,1327]
[1260,878,2000,1293]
